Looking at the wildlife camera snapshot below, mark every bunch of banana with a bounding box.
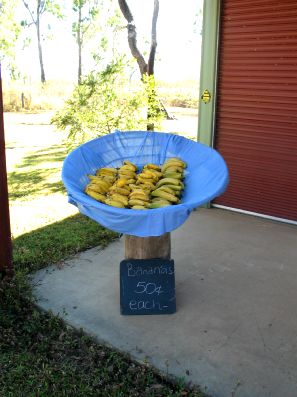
[85,157,187,210]
[106,183,131,208]
[118,160,137,184]
[148,157,186,208]
[135,163,163,193]
[128,188,150,209]
[85,174,113,203]
[85,185,107,203]
[96,167,118,184]
[161,157,186,174]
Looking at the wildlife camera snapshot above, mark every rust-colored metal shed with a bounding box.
[199,0,297,224]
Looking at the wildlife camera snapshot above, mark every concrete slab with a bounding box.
[31,208,297,397]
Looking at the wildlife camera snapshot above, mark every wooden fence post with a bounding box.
[0,65,13,277]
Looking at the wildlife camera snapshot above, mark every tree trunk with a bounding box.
[146,0,159,131]
[147,0,159,77]
[118,0,147,77]
[36,15,46,83]
[125,233,171,260]
[118,0,163,131]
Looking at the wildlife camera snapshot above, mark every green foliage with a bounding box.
[0,0,21,78]
[143,74,166,130]
[22,0,64,24]
[51,60,150,146]
[72,0,99,39]
[0,0,20,57]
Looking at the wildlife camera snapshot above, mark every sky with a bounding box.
[129,0,203,82]
[13,0,204,83]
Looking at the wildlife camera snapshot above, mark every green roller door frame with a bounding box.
[198,0,221,147]
[197,0,221,209]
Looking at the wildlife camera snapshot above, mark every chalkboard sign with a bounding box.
[120,259,176,315]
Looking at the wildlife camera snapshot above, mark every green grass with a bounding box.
[13,214,118,275]
[1,113,206,397]
[0,275,204,396]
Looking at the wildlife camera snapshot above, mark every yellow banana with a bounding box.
[130,188,148,196]
[131,205,147,210]
[126,179,136,184]
[87,183,107,194]
[148,202,172,209]
[137,177,155,185]
[120,164,136,172]
[129,193,150,202]
[118,171,137,179]
[139,170,156,179]
[156,178,180,188]
[163,172,183,180]
[85,188,106,203]
[163,165,184,173]
[105,198,125,208]
[109,186,130,196]
[151,198,171,204]
[147,169,163,178]
[109,193,128,206]
[141,170,159,180]
[89,178,111,191]
[157,185,176,195]
[123,160,137,171]
[165,157,186,166]
[96,167,118,176]
[151,189,179,203]
[128,199,148,207]
[143,163,161,171]
[166,184,183,192]
[162,160,186,172]
[115,179,128,188]
[101,175,116,184]
[129,184,140,190]
[137,183,155,191]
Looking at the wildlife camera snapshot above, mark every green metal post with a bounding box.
[198,0,221,147]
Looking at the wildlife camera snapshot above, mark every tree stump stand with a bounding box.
[125,233,171,260]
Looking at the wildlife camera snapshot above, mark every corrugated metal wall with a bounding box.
[214,0,297,222]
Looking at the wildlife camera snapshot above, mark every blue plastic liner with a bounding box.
[62,131,229,237]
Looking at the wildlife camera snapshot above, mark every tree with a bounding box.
[0,0,21,79]
[51,59,151,148]
[118,0,162,130]
[118,0,158,78]
[72,0,99,84]
[21,0,63,83]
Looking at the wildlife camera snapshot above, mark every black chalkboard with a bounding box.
[120,258,176,315]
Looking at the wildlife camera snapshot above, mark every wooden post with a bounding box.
[0,65,13,277]
[125,233,171,260]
